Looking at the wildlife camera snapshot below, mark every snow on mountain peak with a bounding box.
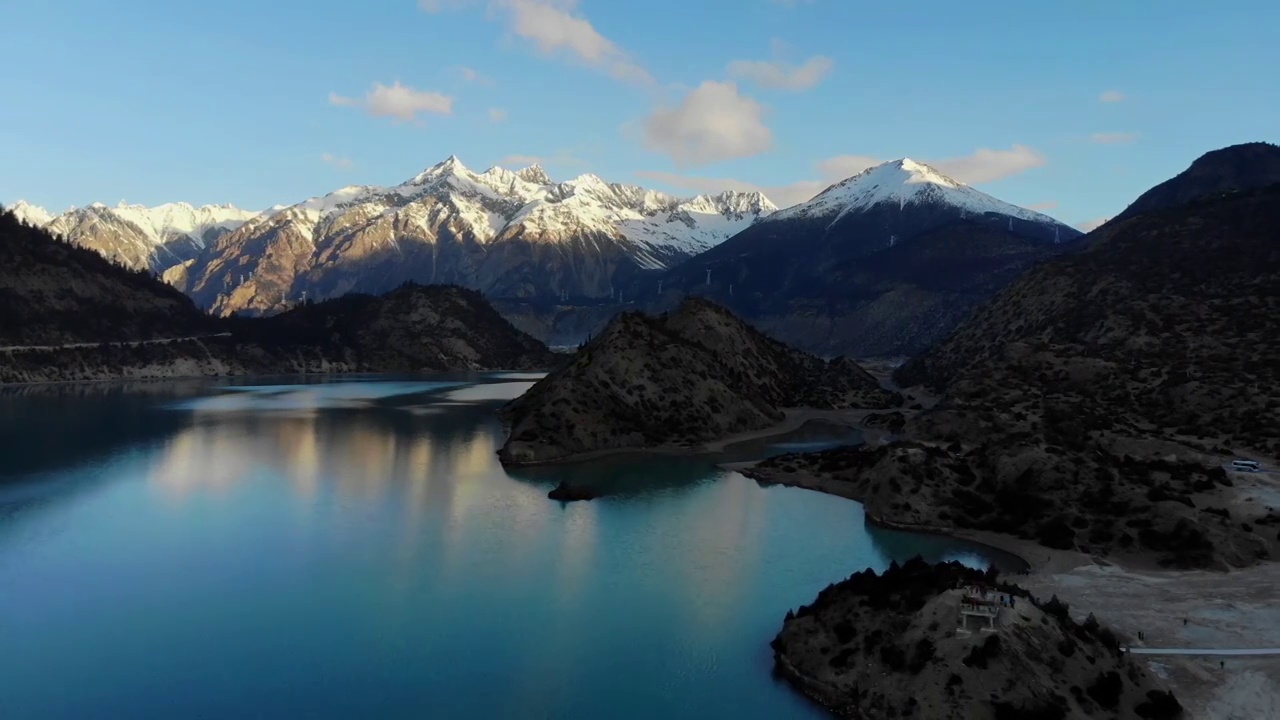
[8,200,54,227]
[516,164,553,185]
[771,157,1059,226]
[686,190,779,217]
[895,158,962,188]
[410,155,471,185]
[19,153,781,284]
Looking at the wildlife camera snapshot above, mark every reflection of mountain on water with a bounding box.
[151,397,506,504]
[504,420,865,501]
[0,377,541,539]
[0,387,195,481]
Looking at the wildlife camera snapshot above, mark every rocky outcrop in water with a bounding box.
[773,558,1183,719]
[547,482,600,502]
[497,298,900,465]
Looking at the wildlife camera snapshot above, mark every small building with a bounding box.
[958,585,1001,632]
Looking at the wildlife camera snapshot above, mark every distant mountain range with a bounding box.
[0,208,553,384]
[13,157,775,316]
[20,146,1276,359]
[645,158,1084,357]
[10,200,258,274]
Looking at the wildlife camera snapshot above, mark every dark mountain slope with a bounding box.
[746,176,1280,569]
[0,207,214,346]
[898,184,1280,457]
[231,283,556,372]
[1111,141,1280,224]
[0,208,555,382]
[498,298,900,465]
[650,160,1081,357]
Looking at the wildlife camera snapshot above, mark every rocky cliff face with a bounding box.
[497,298,900,464]
[773,558,1183,720]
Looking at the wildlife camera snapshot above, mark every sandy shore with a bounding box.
[731,454,1280,720]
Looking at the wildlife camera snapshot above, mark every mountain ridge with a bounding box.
[0,206,555,383]
[742,159,1280,571]
[497,297,901,465]
[12,157,778,315]
[1110,141,1280,224]
[648,158,1083,357]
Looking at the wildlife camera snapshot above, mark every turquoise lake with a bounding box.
[0,375,1008,719]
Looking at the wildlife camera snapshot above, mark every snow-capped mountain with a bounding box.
[771,158,1063,228]
[11,200,259,272]
[170,156,776,315]
[10,200,54,227]
[654,158,1084,357]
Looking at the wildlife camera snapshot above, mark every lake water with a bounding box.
[0,375,1011,719]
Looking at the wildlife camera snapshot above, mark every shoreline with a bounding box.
[722,459,1036,574]
[497,407,879,468]
[732,454,1280,720]
[0,365,555,391]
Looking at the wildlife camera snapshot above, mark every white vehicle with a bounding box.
[1230,459,1262,472]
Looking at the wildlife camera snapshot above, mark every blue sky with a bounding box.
[2,0,1276,228]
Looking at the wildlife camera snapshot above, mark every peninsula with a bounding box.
[497,297,901,465]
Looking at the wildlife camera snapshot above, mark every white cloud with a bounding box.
[329,81,454,122]
[489,107,508,122]
[772,0,815,5]
[327,93,360,108]
[1099,90,1125,103]
[930,144,1047,184]
[643,81,772,167]
[496,0,653,85]
[459,66,492,84]
[1077,217,1110,232]
[727,55,834,91]
[1091,132,1138,145]
[321,153,353,170]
